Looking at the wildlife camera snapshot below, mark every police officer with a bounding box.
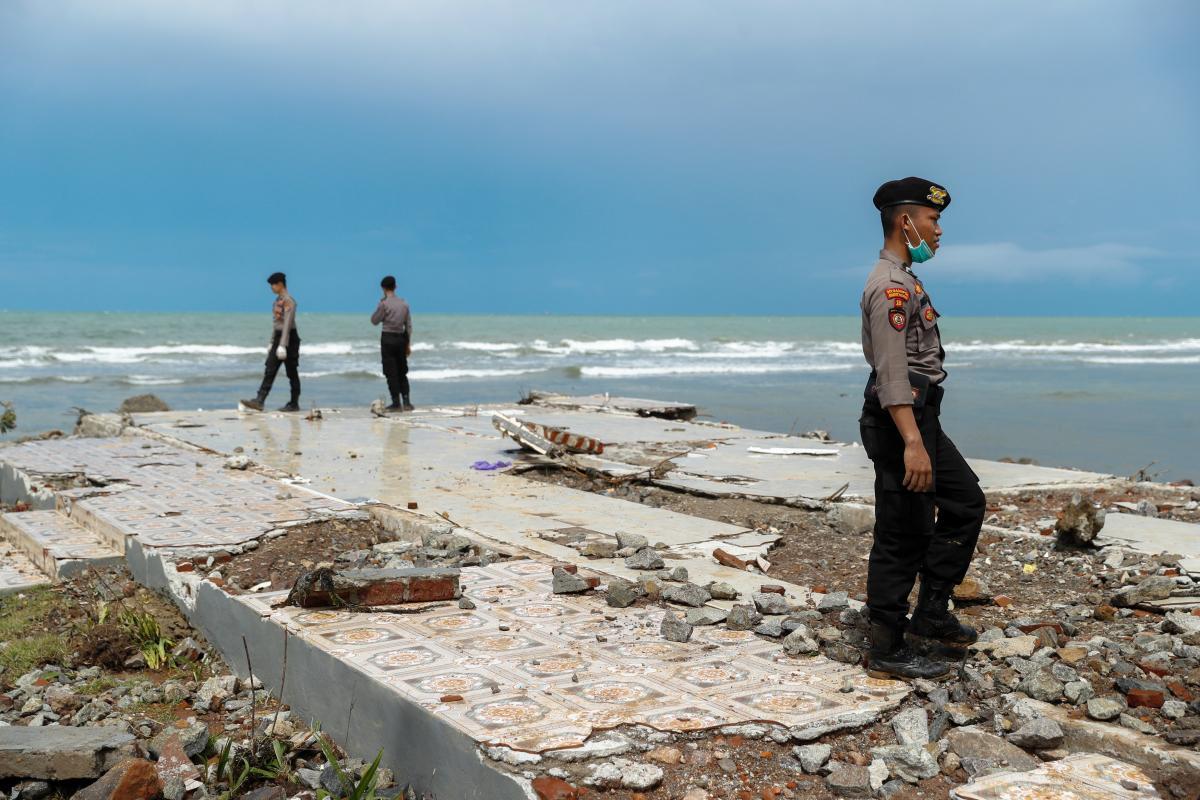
[858,177,985,680]
[240,272,301,412]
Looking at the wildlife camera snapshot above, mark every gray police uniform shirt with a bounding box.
[860,249,945,408]
[371,295,412,335]
[272,293,297,339]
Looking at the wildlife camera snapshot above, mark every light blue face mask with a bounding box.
[903,215,935,264]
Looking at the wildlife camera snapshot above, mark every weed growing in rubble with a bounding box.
[317,734,384,800]
[117,607,175,670]
[0,402,15,434]
[249,739,293,783]
[214,738,252,800]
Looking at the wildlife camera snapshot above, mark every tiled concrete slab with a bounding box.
[0,510,123,578]
[0,435,353,555]
[241,559,907,752]
[0,544,49,595]
[951,752,1158,799]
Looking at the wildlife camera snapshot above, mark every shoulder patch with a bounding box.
[889,307,907,331]
[885,287,911,302]
[924,307,936,322]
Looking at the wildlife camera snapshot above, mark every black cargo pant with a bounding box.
[258,329,301,403]
[381,332,410,403]
[859,386,985,633]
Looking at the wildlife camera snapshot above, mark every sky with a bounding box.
[1,1,1197,316]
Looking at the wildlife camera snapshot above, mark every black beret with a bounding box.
[873,177,951,211]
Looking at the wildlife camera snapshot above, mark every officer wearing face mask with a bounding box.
[858,177,986,680]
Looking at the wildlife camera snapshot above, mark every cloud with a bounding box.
[927,242,1161,284]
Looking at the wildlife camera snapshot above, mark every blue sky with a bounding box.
[1,1,1196,315]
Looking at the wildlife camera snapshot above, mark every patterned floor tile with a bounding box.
[241,559,907,752]
[0,510,122,578]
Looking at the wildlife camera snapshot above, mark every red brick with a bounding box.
[713,548,749,570]
[1018,622,1065,636]
[560,564,579,574]
[1166,681,1194,702]
[175,562,194,572]
[293,567,461,608]
[994,595,1014,608]
[812,585,828,594]
[759,584,785,595]
[532,776,578,800]
[1126,688,1165,709]
[407,501,419,510]
[440,694,464,703]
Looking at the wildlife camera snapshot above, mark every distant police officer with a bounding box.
[859,177,985,680]
[241,272,301,413]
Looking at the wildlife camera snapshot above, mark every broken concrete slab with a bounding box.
[1097,512,1200,565]
[951,752,1161,800]
[0,725,140,780]
[523,391,697,421]
[283,567,461,608]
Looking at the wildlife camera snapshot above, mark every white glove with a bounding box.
[275,345,287,360]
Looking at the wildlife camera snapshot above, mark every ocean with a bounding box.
[0,312,1197,482]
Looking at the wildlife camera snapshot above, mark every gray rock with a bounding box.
[686,607,728,626]
[726,603,762,631]
[891,707,929,747]
[667,567,689,582]
[817,591,849,612]
[793,743,831,773]
[1162,700,1188,719]
[1112,575,1178,607]
[0,726,139,779]
[707,581,740,600]
[946,728,1039,772]
[662,583,711,608]
[1086,697,1125,721]
[624,547,665,571]
[1019,668,1064,703]
[1055,493,1105,546]
[660,612,693,643]
[871,744,938,783]
[1119,713,1156,734]
[1064,679,1095,705]
[1008,718,1064,750]
[825,764,872,798]
[10,780,52,800]
[868,759,890,791]
[581,540,618,559]
[825,641,863,664]
[754,618,785,638]
[827,503,876,536]
[295,768,324,790]
[458,597,477,609]
[149,722,209,759]
[879,778,907,799]
[195,675,237,711]
[551,566,591,594]
[75,412,127,438]
[782,627,819,657]
[605,578,644,608]
[753,592,791,615]
[584,759,663,790]
[615,532,649,551]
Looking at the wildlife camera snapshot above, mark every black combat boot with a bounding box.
[906,580,979,647]
[867,623,953,680]
[240,393,266,411]
[386,396,403,412]
[278,394,301,413]
[402,395,414,412]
